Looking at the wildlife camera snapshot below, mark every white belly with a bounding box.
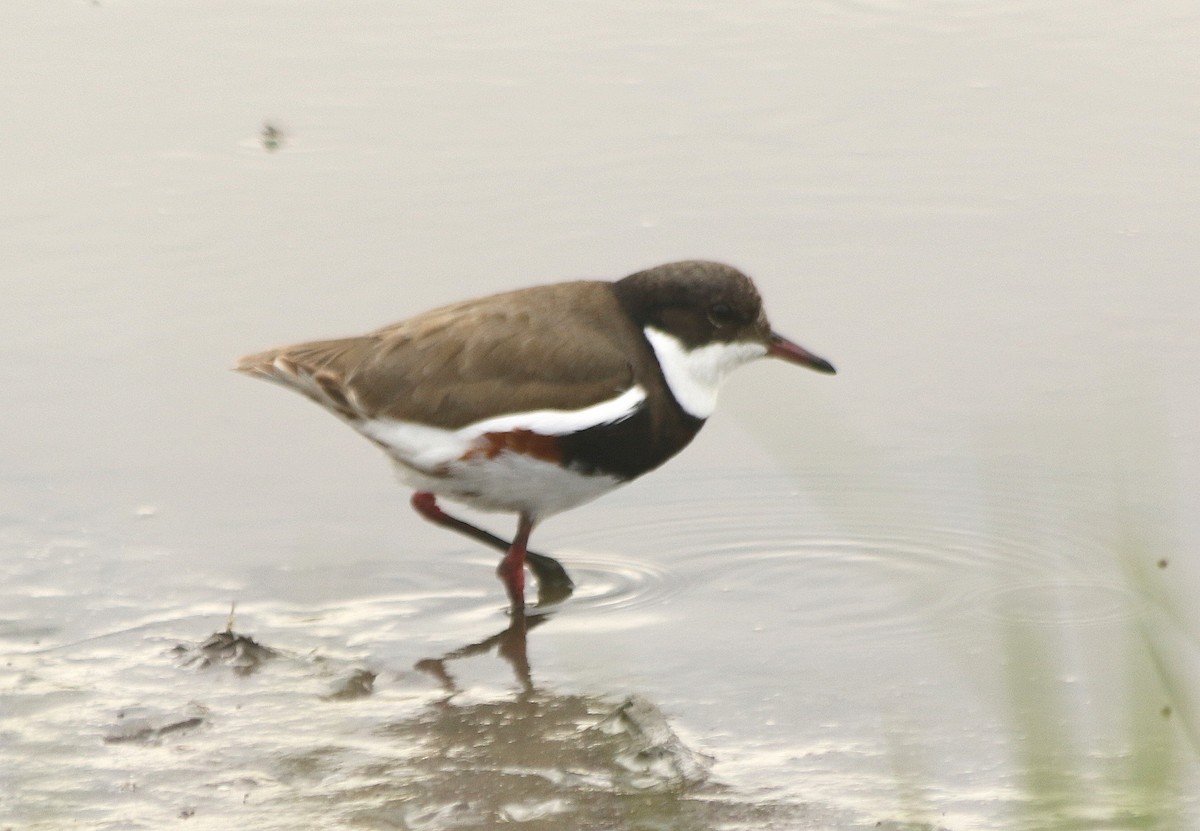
[393,452,623,518]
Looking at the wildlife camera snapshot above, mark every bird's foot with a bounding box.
[526,550,575,606]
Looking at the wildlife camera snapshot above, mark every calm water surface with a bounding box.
[3,2,1198,829]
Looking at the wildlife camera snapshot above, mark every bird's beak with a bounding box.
[767,332,836,375]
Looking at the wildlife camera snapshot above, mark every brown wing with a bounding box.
[235,281,639,429]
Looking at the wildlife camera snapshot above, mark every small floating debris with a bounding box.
[173,629,277,675]
[104,702,208,744]
[173,622,278,676]
[324,668,377,701]
[261,122,284,151]
[134,505,157,518]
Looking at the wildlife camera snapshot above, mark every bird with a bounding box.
[236,260,835,610]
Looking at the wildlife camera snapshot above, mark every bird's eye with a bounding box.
[708,302,737,326]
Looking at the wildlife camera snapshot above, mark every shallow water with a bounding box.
[3,2,1199,829]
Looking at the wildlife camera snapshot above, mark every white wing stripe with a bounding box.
[468,384,646,436]
[359,385,647,471]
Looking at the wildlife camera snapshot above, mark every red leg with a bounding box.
[411,491,453,524]
[410,492,571,606]
[411,492,522,553]
[497,512,535,610]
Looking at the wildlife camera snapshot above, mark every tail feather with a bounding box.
[234,341,366,421]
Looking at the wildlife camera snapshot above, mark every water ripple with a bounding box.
[558,471,1141,638]
[552,551,687,614]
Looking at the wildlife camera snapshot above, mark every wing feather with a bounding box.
[235,281,639,429]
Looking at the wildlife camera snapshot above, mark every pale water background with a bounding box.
[2,2,1199,829]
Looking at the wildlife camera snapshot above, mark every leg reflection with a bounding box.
[414,608,553,694]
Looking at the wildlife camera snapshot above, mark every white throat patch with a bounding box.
[643,326,767,419]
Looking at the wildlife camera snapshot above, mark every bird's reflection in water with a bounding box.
[342,608,740,828]
[248,609,839,829]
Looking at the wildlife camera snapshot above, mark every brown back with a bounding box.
[236,281,641,429]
